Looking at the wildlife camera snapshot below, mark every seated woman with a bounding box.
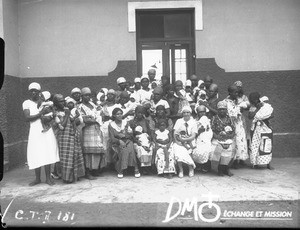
[173,106,197,178]
[128,105,153,175]
[210,101,235,176]
[192,105,213,173]
[154,119,176,179]
[53,94,85,183]
[108,108,140,178]
[248,92,274,170]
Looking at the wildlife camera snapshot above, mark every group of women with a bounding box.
[22,75,274,186]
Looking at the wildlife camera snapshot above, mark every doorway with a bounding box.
[136,9,195,83]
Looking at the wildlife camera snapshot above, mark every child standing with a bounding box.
[154,119,174,178]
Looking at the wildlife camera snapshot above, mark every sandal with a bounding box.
[178,171,183,178]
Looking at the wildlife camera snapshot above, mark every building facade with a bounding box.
[1,0,300,170]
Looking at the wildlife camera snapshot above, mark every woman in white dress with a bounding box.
[22,82,59,186]
[173,106,197,178]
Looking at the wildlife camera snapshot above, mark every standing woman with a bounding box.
[22,82,59,186]
[53,95,85,183]
[108,108,140,178]
[248,92,274,169]
[224,85,248,168]
[79,87,106,179]
[172,106,197,178]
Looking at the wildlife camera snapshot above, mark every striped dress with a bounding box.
[56,111,85,182]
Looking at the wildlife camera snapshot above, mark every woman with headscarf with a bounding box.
[210,101,235,176]
[100,89,121,165]
[224,85,249,168]
[52,94,85,183]
[192,105,213,173]
[234,81,251,156]
[79,87,106,179]
[128,105,153,174]
[150,86,170,117]
[172,105,197,178]
[22,82,59,186]
[108,108,140,178]
[248,92,274,169]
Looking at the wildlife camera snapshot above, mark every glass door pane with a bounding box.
[142,49,163,81]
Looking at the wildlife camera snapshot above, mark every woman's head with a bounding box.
[249,92,261,107]
[107,89,116,102]
[157,118,168,132]
[135,105,145,120]
[112,107,123,121]
[119,91,130,105]
[71,87,81,102]
[28,82,41,101]
[181,106,192,121]
[141,76,150,89]
[234,81,244,96]
[196,105,206,118]
[152,87,163,102]
[174,80,183,92]
[81,87,92,103]
[53,94,65,109]
[217,100,228,117]
[161,75,170,86]
[228,85,238,100]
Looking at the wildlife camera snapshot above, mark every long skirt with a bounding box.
[134,144,153,167]
[112,140,137,174]
[173,143,196,168]
[82,124,106,170]
[233,118,249,161]
[155,143,176,174]
[57,121,85,182]
[101,121,113,164]
[250,122,273,166]
[210,139,235,166]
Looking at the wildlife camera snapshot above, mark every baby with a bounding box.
[176,130,195,150]
[39,91,55,133]
[65,97,81,123]
[135,125,151,151]
[196,90,209,112]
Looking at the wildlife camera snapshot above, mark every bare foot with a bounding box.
[45,179,55,186]
[29,179,41,186]
[225,170,234,177]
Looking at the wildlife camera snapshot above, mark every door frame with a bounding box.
[136,9,196,81]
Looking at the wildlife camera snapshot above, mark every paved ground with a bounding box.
[1,157,300,227]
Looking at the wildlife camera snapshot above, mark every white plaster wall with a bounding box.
[3,0,19,77]
[18,0,136,77]
[18,0,300,78]
[197,0,300,72]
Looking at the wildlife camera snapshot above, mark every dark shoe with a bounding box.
[267,164,274,170]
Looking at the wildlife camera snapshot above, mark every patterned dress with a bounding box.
[249,103,274,166]
[210,115,235,165]
[79,102,106,170]
[224,97,248,161]
[55,110,85,182]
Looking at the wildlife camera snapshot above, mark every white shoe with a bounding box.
[117,173,123,178]
[134,172,141,178]
[178,171,183,178]
[189,169,194,177]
